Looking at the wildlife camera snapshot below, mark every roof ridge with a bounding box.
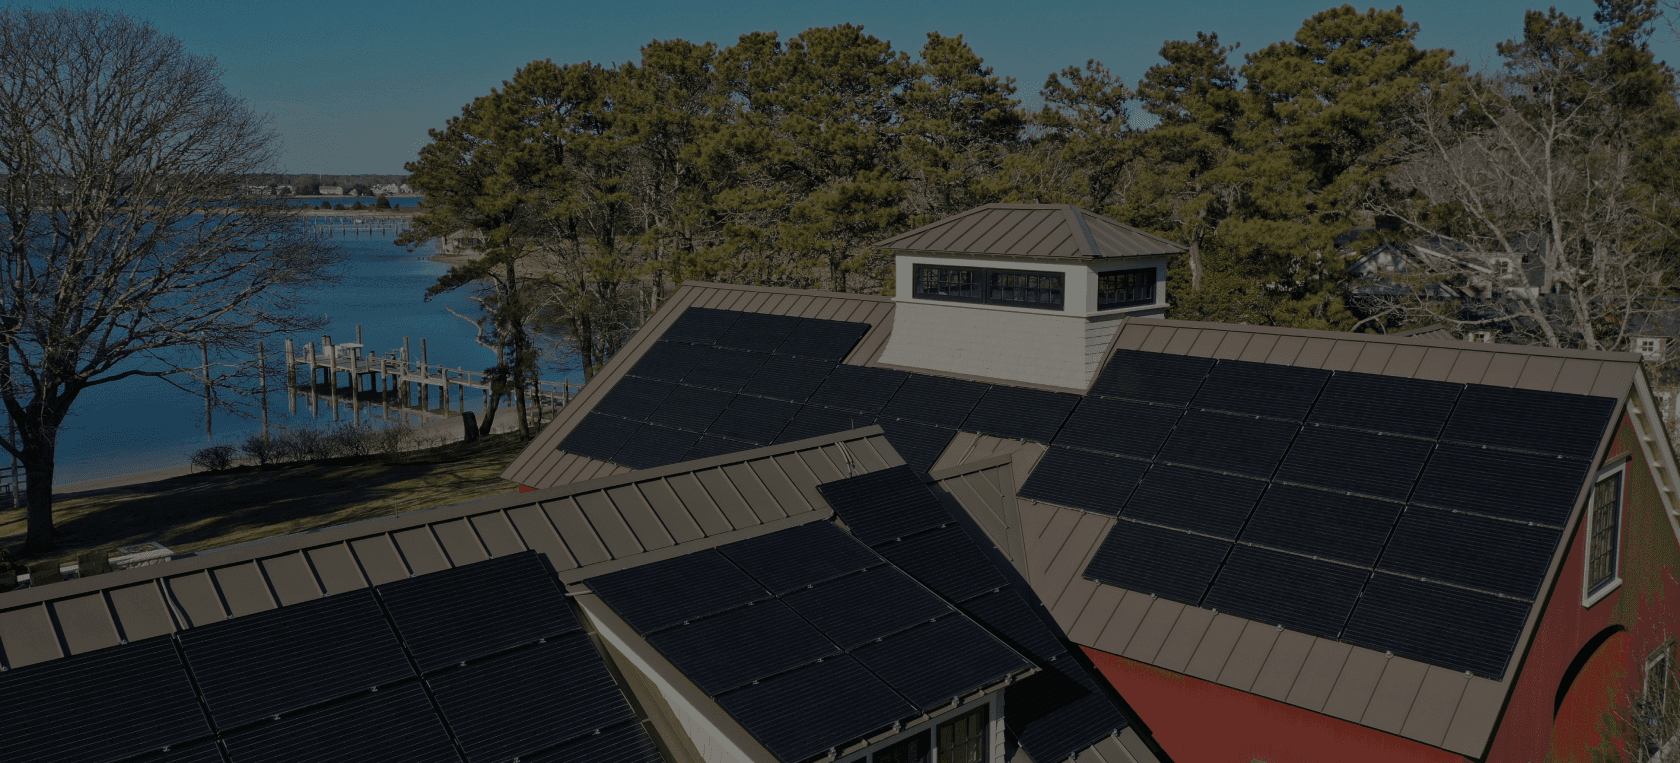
[1077,208,1188,253]
[1127,317,1641,363]
[1062,205,1099,259]
[679,280,894,303]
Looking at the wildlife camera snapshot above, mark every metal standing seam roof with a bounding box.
[870,204,1188,260]
[503,282,896,490]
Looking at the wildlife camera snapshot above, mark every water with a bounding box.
[35,230,565,486]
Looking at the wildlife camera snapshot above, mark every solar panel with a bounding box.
[556,413,641,463]
[1238,484,1403,567]
[707,394,801,445]
[875,525,1012,604]
[427,632,636,763]
[781,565,954,649]
[1087,349,1215,406]
[1156,410,1299,479]
[587,549,770,634]
[776,406,875,444]
[1411,442,1589,527]
[874,419,958,475]
[1341,572,1532,679]
[684,435,753,462]
[1440,384,1617,460]
[817,465,954,544]
[1121,464,1267,539]
[645,384,734,433]
[775,317,871,361]
[718,520,881,595]
[591,377,678,421]
[661,306,741,345]
[520,720,664,763]
[961,385,1081,442]
[957,588,1068,666]
[741,355,837,403]
[878,374,991,428]
[1308,372,1462,438]
[609,423,702,469]
[220,681,457,763]
[1379,506,1563,599]
[645,600,841,695]
[1083,520,1230,605]
[1018,447,1149,516]
[1010,675,1131,763]
[0,637,210,763]
[150,740,226,763]
[1190,360,1330,421]
[851,615,1030,708]
[808,364,909,415]
[717,312,803,353]
[626,340,710,382]
[179,589,413,729]
[1052,396,1183,459]
[682,347,770,392]
[1200,545,1369,639]
[1273,425,1435,501]
[377,552,581,674]
[713,656,917,763]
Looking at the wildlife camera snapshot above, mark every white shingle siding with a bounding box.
[879,302,1094,389]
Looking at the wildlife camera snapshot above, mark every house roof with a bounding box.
[871,203,1188,260]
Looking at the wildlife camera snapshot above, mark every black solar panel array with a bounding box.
[1051,347,1620,680]
[818,470,1136,763]
[5,551,661,763]
[589,520,1031,763]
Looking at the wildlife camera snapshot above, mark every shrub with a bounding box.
[190,444,238,471]
[239,432,280,466]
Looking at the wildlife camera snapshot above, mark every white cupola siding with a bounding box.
[873,204,1185,390]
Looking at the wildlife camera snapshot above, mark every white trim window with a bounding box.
[1639,337,1667,363]
[1643,646,1676,762]
[1583,463,1626,606]
[1468,330,1494,343]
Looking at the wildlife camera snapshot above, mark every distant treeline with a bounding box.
[244,174,409,194]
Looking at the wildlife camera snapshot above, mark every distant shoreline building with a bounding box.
[318,186,344,196]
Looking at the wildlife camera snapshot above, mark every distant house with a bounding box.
[239,185,274,195]
[317,186,344,196]
[372,183,412,195]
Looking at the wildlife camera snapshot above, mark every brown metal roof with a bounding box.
[0,428,900,670]
[871,204,1188,260]
[501,282,896,490]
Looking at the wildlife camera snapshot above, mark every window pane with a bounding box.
[1588,472,1621,593]
[914,265,983,302]
[1098,268,1156,309]
[936,706,988,763]
[875,730,929,763]
[987,270,1063,308]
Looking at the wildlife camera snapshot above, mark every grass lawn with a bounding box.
[0,432,530,566]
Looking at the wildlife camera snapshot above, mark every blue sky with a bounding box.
[65,0,1680,174]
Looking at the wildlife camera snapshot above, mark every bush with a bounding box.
[318,200,330,209]
[190,444,238,471]
[326,421,374,458]
[239,433,280,466]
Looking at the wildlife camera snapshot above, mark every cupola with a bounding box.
[872,203,1187,389]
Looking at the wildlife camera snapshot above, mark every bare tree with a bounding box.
[0,8,343,553]
[1360,5,1680,350]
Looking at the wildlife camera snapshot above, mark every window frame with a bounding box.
[1643,645,1676,762]
[1583,461,1627,607]
[1096,266,1158,310]
[936,705,989,763]
[910,263,1065,312]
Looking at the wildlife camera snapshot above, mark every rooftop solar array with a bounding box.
[1025,350,1619,680]
[587,519,1031,763]
[557,306,1091,475]
[817,467,1138,763]
[1,551,663,763]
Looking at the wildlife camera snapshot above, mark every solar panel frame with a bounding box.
[684,435,754,462]
[681,347,771,393]
[591,377,679,422]
[1018,447,1149,517]
[775,318,871,361]
[1440,384,1618,460]
[1087,350,1215,407]
[376,551,581,674]
[707,394,802,445]
[713,656,917,763]
[851,615,1031,709]
[426,632,636,763]
[661,307,741,345]
[1120,464,1267,539]
[1052,396,1183,459]
[645,600,842,696]
[874,419,958,476]
[960,385,1082,443]
[1411,442,1591,527]
[781,565,955,650]
[520,719,664,763]
[626,340,711,383]
[0,636,211,763]
[608,423,703,470]
[149,739,227,763]
[1378,505,1563,599]
[1308,372,1462,438]
[1341,572,1532,679]
[874,525,1012,604]
[556,413,641,463]
[178,589,414,730]
[645,385,735,433]
[1200,545,1369,640]
[1083,520,1231,605]
[1189,360,1330,421]
[1273,425,1436,501]
[1157,410,1300,479]
[1238,484,1404,568]
[957,588,1069,667]
[741,355,838,403]
[219,680,458,763]
[878,374,991,428]
[817,465,955,544]
[717,312,804,354]
[587,549,772,634]
[776,406,876,444]
[717,521,882,595]
[807,365,909,415]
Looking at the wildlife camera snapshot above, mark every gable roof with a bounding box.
[872,203,1188,260]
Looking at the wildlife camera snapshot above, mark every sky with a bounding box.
[62,0,1680,175]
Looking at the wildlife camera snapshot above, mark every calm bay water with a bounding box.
[40,228,557,486]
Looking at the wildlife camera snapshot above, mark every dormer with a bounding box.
[872,204,1186,389]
